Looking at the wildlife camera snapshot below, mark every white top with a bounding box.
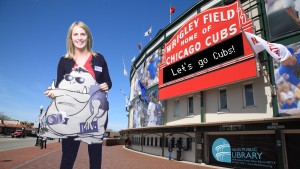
[281,91,295,101]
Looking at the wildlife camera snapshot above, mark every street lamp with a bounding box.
[35,105,44,146]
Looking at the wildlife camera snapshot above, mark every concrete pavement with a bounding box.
[0,141,225,169]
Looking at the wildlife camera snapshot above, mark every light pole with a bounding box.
[35,105,44,146]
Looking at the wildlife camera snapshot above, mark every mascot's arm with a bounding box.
[84,100,101,130]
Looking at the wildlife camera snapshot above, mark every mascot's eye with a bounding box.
[64,74,74,81]
[75,77,85,84]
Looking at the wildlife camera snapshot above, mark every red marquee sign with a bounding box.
[159,1,257,100]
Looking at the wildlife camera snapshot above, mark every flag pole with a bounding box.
[120,88,129,103]
[139,43,142,53]
[169,4,171,23]
[122,54,128,76]
[122,55,126,69]
[149,26,152,41]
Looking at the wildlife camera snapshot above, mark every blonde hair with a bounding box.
[65,21,97,59]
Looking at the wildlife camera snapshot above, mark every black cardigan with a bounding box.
[55,53,112,90]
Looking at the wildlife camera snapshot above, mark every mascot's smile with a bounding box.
[54,89,90,116]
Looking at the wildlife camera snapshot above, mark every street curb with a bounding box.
[123,146,226,169]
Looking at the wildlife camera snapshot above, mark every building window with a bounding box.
[188,96,194,115]
[160,137,163,147]
[147,137,149,146]
[174,99,180,117]
[219,89,227,110]
[244,84,254,107]
[155,137,158,146]
[151,137,153,146]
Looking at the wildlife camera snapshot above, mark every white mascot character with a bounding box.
[38,67,109,144]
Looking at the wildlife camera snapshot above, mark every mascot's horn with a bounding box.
[51,80,55,89]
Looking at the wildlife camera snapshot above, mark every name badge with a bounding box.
[94,66,102,72]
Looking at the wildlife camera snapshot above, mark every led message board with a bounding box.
[163,34,244,83]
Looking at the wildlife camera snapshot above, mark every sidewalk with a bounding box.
[0,142,225,169]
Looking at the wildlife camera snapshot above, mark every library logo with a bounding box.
[212,138,231,163]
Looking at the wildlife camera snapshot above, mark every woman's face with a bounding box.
[71,25,88,50]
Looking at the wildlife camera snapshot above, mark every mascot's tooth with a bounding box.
[51,80,55,89]
[83,86,87,94]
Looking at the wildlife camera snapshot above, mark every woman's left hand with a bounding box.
[99,83,109,91]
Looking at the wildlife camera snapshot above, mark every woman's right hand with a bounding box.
[44,86,54,99]
[44,80,56,99]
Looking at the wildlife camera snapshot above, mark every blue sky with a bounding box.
[0,0,199,131]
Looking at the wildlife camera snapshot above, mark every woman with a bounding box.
[45,21,112,169]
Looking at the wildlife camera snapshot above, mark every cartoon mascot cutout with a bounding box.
[38,67,109,144]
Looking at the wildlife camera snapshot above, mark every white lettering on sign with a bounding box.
[166,19,199,53]
[213,45,235,60]
[164,1,244,67]
[166,41,201,65]
[205,24,237,46]
[171,62,193,76]
[202,9,235,24]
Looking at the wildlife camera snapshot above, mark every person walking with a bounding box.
[168,140,173,160]
[176,138,182,161]
[40,137,47,149]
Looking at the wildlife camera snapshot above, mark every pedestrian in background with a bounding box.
[168,140,173,160]
[41,137,47,149]
[176,138,182,161]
